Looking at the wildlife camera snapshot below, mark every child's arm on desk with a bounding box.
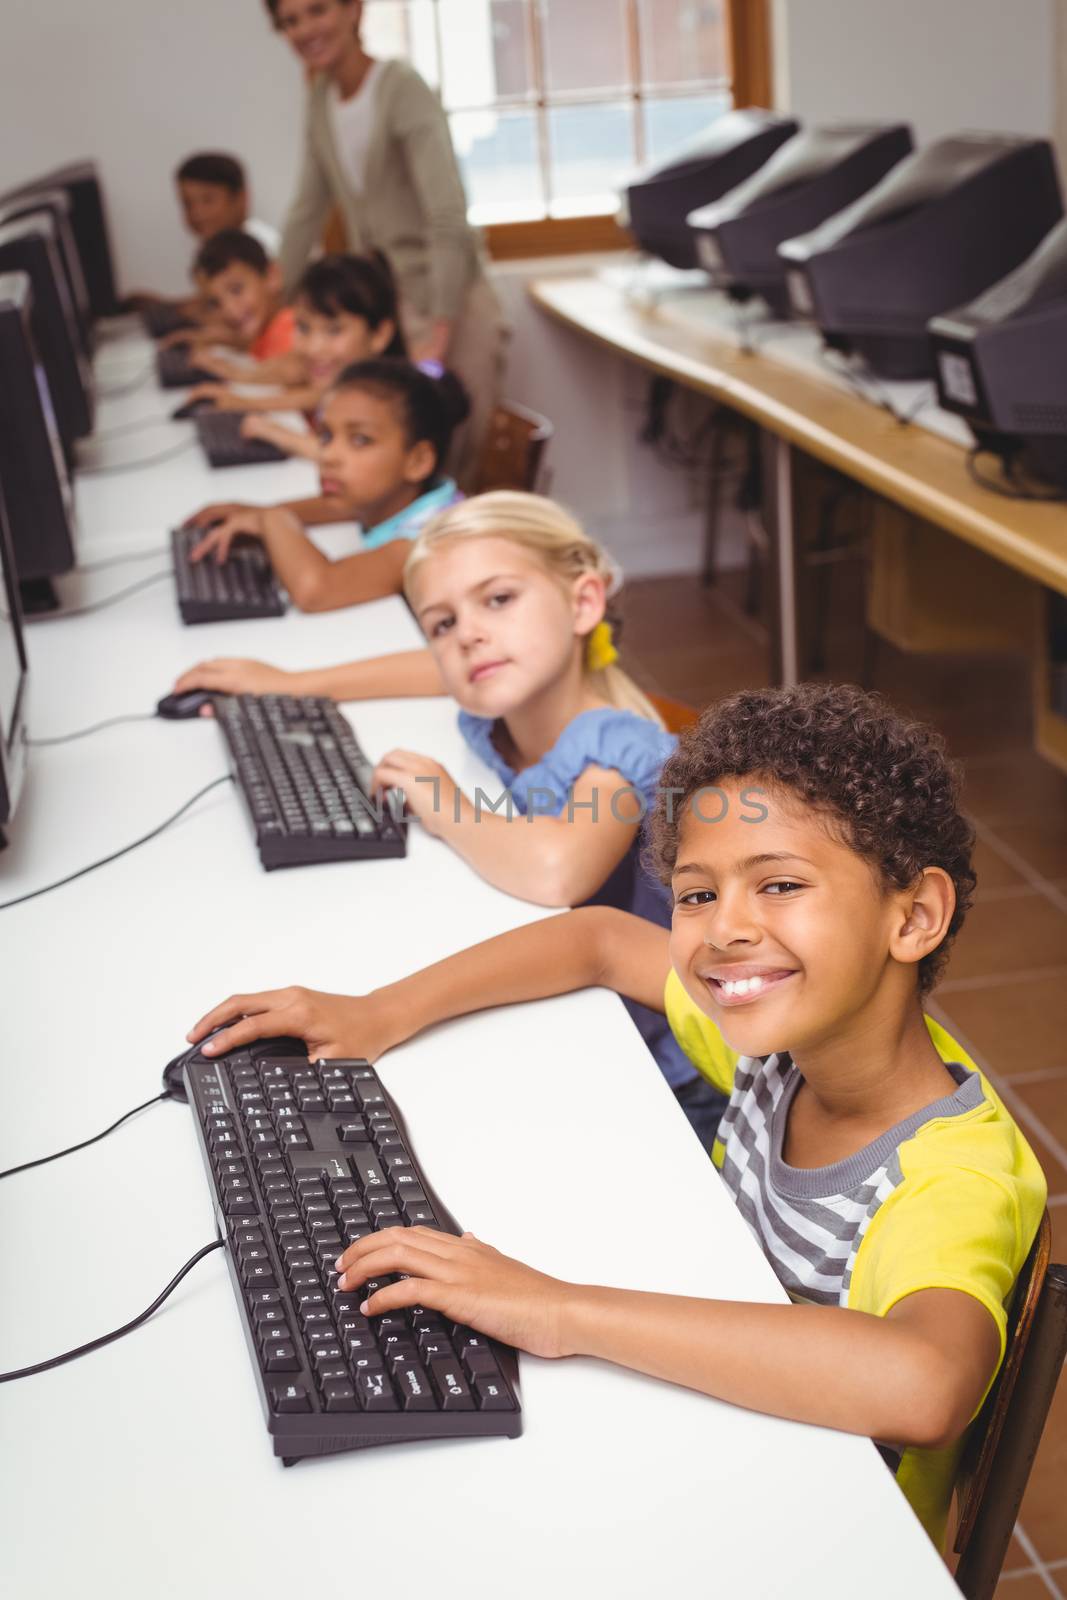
[329,1232,1000,1453]
[370,756,648,906]
[173,647,444,703]
[183,494,358,538]
[189,508,409,611]
[188,907,670,1060]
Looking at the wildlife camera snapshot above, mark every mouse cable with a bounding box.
[0,771,233,912]
[0,1239,225,1382]
[28,711,157,746]
[0,1089,177,1181]
[78,544,169,574]
[30,568,172,622]
[78,437,197,476]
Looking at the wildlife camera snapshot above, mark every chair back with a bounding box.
[647,693,701,734]
[475,401,553,495]
[954,1212,1067,1599]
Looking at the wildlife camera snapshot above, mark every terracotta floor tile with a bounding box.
[1000,1532,1035,1575]
[1015,1354,1067,1566]
[962,753,1067,827]
[933,975,1067,1076]
[994,1574,1058,1598]
[944,895,1067,983]
[988,818,1067,885]
[974,836,1031,894]
[1011,1079,1067,1164]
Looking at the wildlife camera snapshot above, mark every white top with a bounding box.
[243,216,281,257]
[0,323,962,1600]
[328,59,384,194]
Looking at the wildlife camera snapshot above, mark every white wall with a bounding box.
[773,0,1058,148]
[0,0,303,295]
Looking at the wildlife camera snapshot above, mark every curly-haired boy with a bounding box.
[188,683,1046,1547]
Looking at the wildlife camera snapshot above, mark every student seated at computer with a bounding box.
[168,230,296,361]
[189,682,1047,1551]
[180,359,466,610]
[126,152,279,319]
[179,253,406,462]
[180,489,723,1140]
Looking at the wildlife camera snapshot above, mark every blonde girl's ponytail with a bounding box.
[403,491,665,728]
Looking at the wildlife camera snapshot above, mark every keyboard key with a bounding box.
[356,1370,398,1412]
[428,1359,475,1411]
[264,1343,300,1373]
[396,1360,437,1411]
[271,1381,312,1413]
[323,1381,358,1412]
[473,1374,514,1410]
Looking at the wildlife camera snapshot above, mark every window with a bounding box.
[361,0,771,255]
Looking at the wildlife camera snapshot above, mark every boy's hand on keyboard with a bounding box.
[189,984,400,1063]
[185,382,222,409]
[371,750,456,836]
[336,1227,571,1361]
[173,657,294,697]
[189,510,264,563]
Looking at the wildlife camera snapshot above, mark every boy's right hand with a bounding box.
[187,986,403,1064]
[188,508,266,563]
[173,658,296,698]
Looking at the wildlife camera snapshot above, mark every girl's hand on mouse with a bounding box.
[335,1227,573,1360]
[188,985,404,1064]
[172,658,296,697]
[189,509,265,564]
[371,750,457,838]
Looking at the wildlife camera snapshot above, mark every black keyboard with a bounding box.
[157,345,217,388]
[181,1037,521,1462]
[142,303,195,339]
[213,692,408,870]
[171,525,286,625]
[196,410,288,468]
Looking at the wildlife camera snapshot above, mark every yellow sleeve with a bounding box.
[663,969,739,1095]
[848,1111,1047,1369]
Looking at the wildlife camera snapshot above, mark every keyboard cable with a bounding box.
[29,568,173,621]
[0,1089,178,1180]
[0,772,233,911]
[0,1240,225,1383]
[28,712,157,746]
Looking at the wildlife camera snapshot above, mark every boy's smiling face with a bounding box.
[199,261,278,341]
[669,780,924,1061]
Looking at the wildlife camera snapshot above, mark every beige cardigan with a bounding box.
[278,59,485,321]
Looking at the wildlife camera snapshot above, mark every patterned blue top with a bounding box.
[458,707,699,1090]
[360,477,462,551]
[457,707,675,815]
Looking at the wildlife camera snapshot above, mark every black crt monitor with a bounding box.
[686,122,914,316]
[0,213,94,455]
[622,108,800,269]
[0,189,92,356]
[778,134,1064,379]
[0,272,78,613]
[4,160,121,321]
[0,472,29,850]
[929,217,1067,489]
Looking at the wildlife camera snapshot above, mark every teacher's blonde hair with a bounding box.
[403,491,663,726]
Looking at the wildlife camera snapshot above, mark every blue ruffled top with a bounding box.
[458,707,698,1089]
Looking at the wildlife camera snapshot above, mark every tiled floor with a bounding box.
[618,568,1067,1599]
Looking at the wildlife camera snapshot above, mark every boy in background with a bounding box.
[126,153,279,320]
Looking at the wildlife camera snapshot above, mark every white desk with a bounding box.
[0,328,961,1600]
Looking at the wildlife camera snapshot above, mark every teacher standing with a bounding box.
[266,0,506,489]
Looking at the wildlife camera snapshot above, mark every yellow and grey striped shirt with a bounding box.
[664,968,1047,1546]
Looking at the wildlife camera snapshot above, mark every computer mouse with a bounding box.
[156,690,216,720]
[162,1031,315,1100]
[171,398,215,422]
